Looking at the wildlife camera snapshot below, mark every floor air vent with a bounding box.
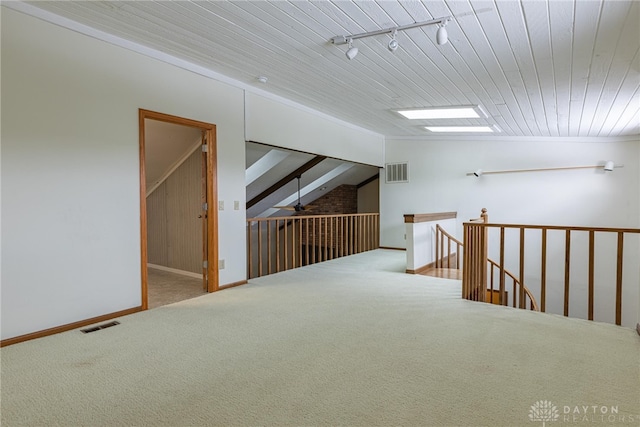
[81,321,120,334]
[385,162,409,183]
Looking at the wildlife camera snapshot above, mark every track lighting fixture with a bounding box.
[388,30,398,52]
[331,15,452,58]
[345,39,359,60]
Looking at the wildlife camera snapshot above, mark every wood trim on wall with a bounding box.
[219,280,249,291]
[139,111,149,310]
[406,264,433,275]
[139,109,219,302]
[404,212,457,223]
[406,254,458,274]
[0,307,142,347]
[378,246,406,251]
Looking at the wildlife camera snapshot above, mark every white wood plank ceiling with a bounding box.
[24,0,640,138]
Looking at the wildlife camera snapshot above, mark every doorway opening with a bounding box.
[139,109,218,310]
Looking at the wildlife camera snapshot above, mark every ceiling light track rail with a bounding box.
[331,16,451,60]
[331,16,451,45]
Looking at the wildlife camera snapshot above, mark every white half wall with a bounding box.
[1,8,247,340]
[405,218,456,272]
[245,92,384,167]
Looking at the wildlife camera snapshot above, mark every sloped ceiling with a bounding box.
[246,142,379,218]
[144,120,202,192]
[20,0,640,138]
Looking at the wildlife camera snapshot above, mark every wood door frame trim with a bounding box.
[139,109,219,311]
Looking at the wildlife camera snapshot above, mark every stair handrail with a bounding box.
[462,210,640,325]
[487,258,539,311]
[440,208,539,311]
[435,224,463,269]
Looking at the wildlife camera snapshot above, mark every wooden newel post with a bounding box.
[462,209,489,303]
[480,208,488,223]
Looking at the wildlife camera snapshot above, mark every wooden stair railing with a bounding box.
[462,209,640,326]
[435,224,462,269]
[247,213,380,279]
[435,212,538,311]
[487,259,539,311]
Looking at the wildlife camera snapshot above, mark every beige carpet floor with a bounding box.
[1,250,639,426]
[147,267,205,309]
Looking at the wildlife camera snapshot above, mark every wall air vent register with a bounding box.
[385,162,409,183]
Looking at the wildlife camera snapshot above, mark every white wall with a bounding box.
[382,138,639,246]
[245,93,385,167]
[381,137,640,327]
[357,178,380,213]
[1,8,247,340]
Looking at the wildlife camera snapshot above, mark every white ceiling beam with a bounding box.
[245,150,290,185]
[258,163,355,217]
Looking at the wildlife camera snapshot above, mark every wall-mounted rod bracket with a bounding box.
[466,163,624,177]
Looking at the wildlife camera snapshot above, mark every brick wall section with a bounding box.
[294,184,359,250]
[296,184,357,216]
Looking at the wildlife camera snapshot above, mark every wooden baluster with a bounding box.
[347,215,351,255]
[373,214,380,249]
[247,221,253,279]
[519,228,525,309]
[267,219,272,275]
[360,215,364,253]
[313,217,317,264]
[588,230,595,320]
[462,224,469,299]
[499,227,505,306]
[284,219,289,270]
[291,219,296,269]
[564,230,571,317]
[353,216,356,254]
[305,218,309,266]
[324,218,328,261]
[435,226,440,269]
[258,221,263,277]
[616,232,624,326]
[363,215,367,252]
[298,218,303,267]
[471,225,478,300]
[354,216,358,254]
[440,229,445,268]
[490,263,495,300]
[540,228,547,312]
[368,215,371,251]
[275,219,278,273]
[481,224,488,302]
[330,217,334,260]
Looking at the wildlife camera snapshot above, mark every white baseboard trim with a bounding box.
[147,264,202,279]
